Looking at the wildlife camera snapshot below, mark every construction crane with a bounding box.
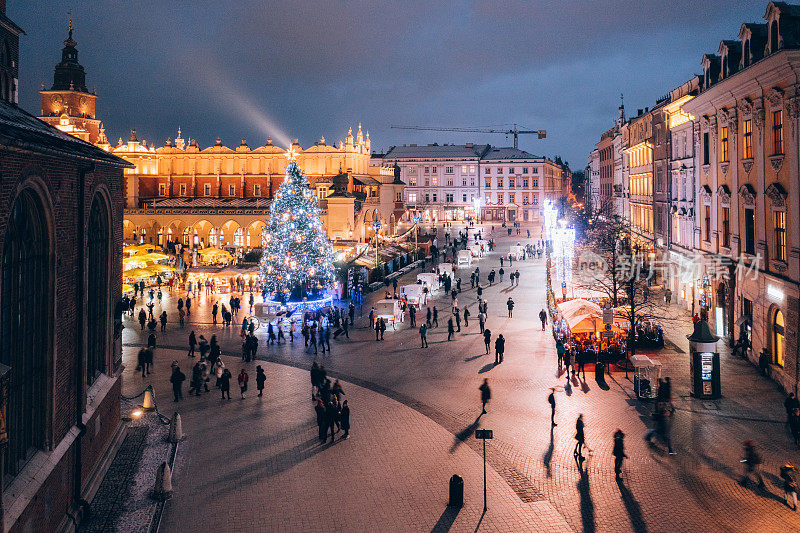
[390,124,546,149]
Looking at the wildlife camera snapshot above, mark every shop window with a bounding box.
[774,309,785,367]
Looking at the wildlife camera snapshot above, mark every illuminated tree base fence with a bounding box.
[262,294,334,315]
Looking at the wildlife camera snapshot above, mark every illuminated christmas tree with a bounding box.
[260,160,335,302]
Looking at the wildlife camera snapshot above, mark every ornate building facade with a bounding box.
[37,26,404,250]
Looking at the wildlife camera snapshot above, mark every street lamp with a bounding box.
[373,219,382,269]
[412,214,420,260]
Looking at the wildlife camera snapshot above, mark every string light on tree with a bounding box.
[260,160,335,303]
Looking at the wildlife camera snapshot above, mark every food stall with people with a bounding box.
[374,299,402,329]
[437,262,456,275]
[457,249,473,267]
[417,272,439,292]
[400,284,427,307]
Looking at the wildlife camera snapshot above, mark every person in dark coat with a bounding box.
[613,429,628,480]
[494,334,505,364]
[483,329,492,355]
[479,378,491,414]
[548,388,557,426]
[574,414,585,460]
[189,362,203,396]
[539,309,548,331]
[315,399,327,443]
[138,308,147,330]
[170,365,186,402]
[507,297,515,318]
[219,368,232,400]
[447,317,455,341]
[137,349,147,378]
[188,330,196,358]
[340,400,351,439]
[325,400,339,442]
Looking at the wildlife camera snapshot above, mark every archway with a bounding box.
[220,220,241,247]
[122,219,136,240]
[247,221,266,248]
[1,188,51,478]
[87,194,111,385]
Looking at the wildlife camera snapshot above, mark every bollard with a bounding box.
[448,474,463,507]
[142,388,155,411]
[154,461,172,500]
[169,412,184,443]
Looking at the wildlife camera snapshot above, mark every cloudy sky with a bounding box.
[13,0,769,168]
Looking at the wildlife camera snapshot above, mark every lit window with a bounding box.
[408,193,417,203]
[409,178,417,186]
[469,166,475,173]
[773,110,784,155]
[432,176,438,186]
[461,166,467,173]
[775,210,786,261]
[485,193,491,204]
[229,184,236,196]
[204,183,211,196]
[159,183,167,196]
[180,184,187,196]
[743,119,753,159]
[498,193,504,204]
[254,184,261,197]
[721,127,728,162]
[774,310,785,367]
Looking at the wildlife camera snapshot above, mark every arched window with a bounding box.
[87,196,110,385]
[234,228,243,247]
[774,309,785,367]
[209,228,217,246]
[771,20,779,54]
[1,189,50,477]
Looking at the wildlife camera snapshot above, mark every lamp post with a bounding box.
[412,214,420,260]
[473,197,481,225]
[373,220,382,269]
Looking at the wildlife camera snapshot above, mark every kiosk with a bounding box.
[687,319,721,399]
[417,272,439,292]
[400,284,426,306]
[374,299,402,329]
[457,250,473,267]
[437,263,456,275]
[509,245,524,260]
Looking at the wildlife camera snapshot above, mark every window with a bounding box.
[254,184,261,197]
[2,189,50,478]
[744,208,755,255]
[497,178,504,189]
[523,179,529,188]
[743,119,753,159]
[446,193,454,203]
[485,193,491,204]
[522,167,528,174]
[229,184,236,196]
[485,178,491,189]
[409,177,416,186]
[204,183,211,196]
[462,178,467,186]
[431,166,437,174]
[773,110,783,155]
[432,193,437,202]
[774,309,785,367]
[533,194,539,205]
[424,166,429,174]
[775,210,787,262]
[509,193,515,204]
[523,193,529,204]
[497,193,504,204]
[703,132,710,165]
[484,167,491,175]
[462,194,467,202]
[509,178,515,188]
[317,187,328,199]
[87,196,110,386]
[445,166,454,174]
[461,166,467,173]
[159,183,167,196]
[722,207,730,248]
[425,194,430,203]
[533,179,538,188]
[180,183,187,196]
[470,166,475,173]
[446,177,453,186]
[721,127,728,162]
[408,193,417,203]
[470,177,475,186]
[431,176,437,186]
[533,167,538,174]
[396,192,402,202]
[508,167,514,174]
[234,228,244,247]
[704,205,711,242]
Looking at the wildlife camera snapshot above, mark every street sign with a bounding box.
[603,308,613,325]
[475,429,493,439]
[602,331,615,338]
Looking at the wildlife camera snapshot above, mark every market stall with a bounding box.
[399,284,427,307]
[457,249,473,267]
[374,299,402,329]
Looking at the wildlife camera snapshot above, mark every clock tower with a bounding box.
[39,18,100,143]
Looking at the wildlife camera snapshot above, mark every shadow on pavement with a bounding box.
[543,426,554,478]
[473,509,486,533]
[478,363,496,374]
[577,464,595,533]
[464,354,484,362]
[450,415,482,454]
[430,506,460,532]
[616,477,647,532]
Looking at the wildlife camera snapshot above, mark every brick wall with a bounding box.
[0,146,124,531]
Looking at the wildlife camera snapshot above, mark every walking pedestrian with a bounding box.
[548,388,557,426]
[170,365,185,402]
[433,307,439,328]
[137,349,147,378]
[188,362,203,396]
[188,330,196,357]
[507,297,514,318]
[740,441,765,487]
[479,310,486,333]
[315,399,327,443]
[256,365,266,397]
[539,308,547,331]
[426,307,432,327]
[340,400,351,439]
[219,368,232,400]
[613,429,628,480]
[379,317,386,340]
[463,307,470,328]
[138,309,147,330]
[499,267,505,283]
[494,334,505,364]
[483,328,492,355]
[419,323,429,347]
[212,302,219,324]
[409,305,416,327]
[556,339,565,367]
[454,311,461,332]
[479,378,491,414]
[160,311,167,332]
[574,414,585,461]
[781,463,798,510]
[237,368,249,399]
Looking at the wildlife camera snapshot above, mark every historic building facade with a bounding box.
[0,8,131,531]
[625,108,656,251]
[682,0,800,392]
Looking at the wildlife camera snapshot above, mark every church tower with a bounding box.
[39,18,100,143]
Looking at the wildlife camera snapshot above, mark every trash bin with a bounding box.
[594,361,604,381]
[448,474,463,507]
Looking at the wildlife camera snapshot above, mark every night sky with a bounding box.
[13,1,768,168]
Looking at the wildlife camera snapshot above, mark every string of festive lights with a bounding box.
[259,161,335,300]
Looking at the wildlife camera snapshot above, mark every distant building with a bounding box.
[587,148,600,212]
[0,8,131,532]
